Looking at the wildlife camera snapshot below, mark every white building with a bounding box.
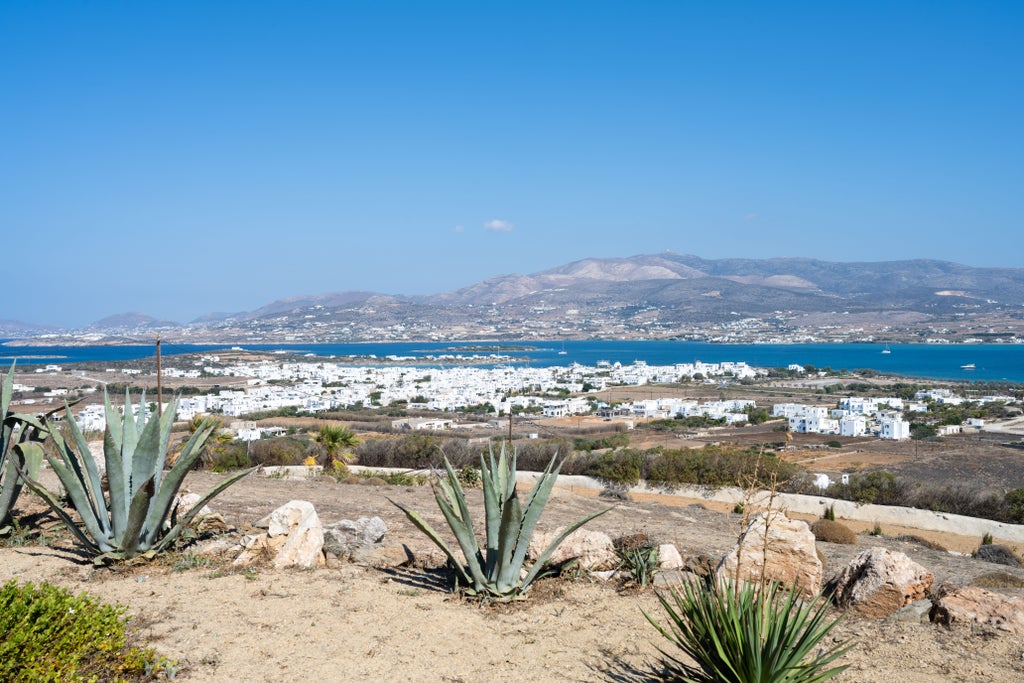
[839,415,866,437]
[878,415,911,440]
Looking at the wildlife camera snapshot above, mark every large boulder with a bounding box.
[235,500,324,569]
[826,547,934,618]
[528,528,617,571]
[716,511,822,598]
[930,584,1024,634]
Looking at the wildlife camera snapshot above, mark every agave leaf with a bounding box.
[42,453,114,549]
[119,476,156,556]
[130,399,168,500]
[151,398,178,491]
[480,453,502,576]
[0,447,28,521]
[152,466,257,551]
[17,464,105,554]
[520,506,612,589]
[435,474,462,522]
[0,362,12,411]
[103,395,128,535]
[13,442,43,480]
[440,457,480,558]
[61,403,108,535]
[142,421,218,541]
[119,388,138,494]
[494,487,524,591]
[62,432,113,540]
[135,389,148,435]
[388,497,473,587]
[433,488,489,590]
[519,454,560,518]
[507,457,564,577]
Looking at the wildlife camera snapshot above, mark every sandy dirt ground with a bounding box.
[4,472,1024,682]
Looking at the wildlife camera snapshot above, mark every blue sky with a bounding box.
[3,2,1022,327]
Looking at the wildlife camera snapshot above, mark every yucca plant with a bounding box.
[22,390,255,563]
[645,578,851,683]
[0,363,47,533]
[391,445,609,601]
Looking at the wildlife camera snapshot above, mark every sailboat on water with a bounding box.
[881,344,891,354]
[557,341,567,355]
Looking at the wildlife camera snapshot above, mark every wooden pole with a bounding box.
[156,334,163,418]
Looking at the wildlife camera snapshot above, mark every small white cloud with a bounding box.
[453,224,464,233]
[484,219,515,233]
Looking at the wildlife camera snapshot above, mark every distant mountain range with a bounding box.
[7,254,1024,344]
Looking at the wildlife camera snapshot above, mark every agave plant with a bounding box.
[392,446,609,601]
[0,363,47,533]
[22,390,255,562]
[645,578,851,683]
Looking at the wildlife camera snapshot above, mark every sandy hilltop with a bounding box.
[4,469,1024,682]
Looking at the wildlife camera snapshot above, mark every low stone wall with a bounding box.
[264,465,1024,544]
[525,473,1024,544]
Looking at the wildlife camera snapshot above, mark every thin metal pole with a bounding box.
[156,334,163,418]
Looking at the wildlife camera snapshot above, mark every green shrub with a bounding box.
[982,532,994,546]
[456,465,481,488]
[823,504,836,521]
[248,436,313,466]
[811,519,857,545]
[645,579,850,683]
[0,579,170,681]
[208,441,251,472]
[582,449,644,486]
[358,469,426,486]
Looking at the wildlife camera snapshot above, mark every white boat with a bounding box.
[557,342,567,355]
[881,345,891,355]
[961,363,976,370]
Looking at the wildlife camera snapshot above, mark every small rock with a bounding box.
[323,517,389,559]
[653,569,689,588]
[930,583,1024,634]
[349,543,411,568]
[890,598,932,623]
[683,554,717,579]
[658,543,684,570]
[826,547,934,618]
[529,528,617,571]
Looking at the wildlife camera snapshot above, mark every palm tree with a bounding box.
[314,425,359,468]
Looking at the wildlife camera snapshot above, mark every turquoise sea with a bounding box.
[1,340,1022,384]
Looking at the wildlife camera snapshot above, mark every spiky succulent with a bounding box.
[645,578,851,683]
[392,445,609,600]
[23,390,254,562]
[0,363,46,533]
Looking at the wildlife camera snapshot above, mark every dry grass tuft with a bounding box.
[969,571,1024,589]
[811,519,857,545]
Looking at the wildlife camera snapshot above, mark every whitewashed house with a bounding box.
[878,415,911,440]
